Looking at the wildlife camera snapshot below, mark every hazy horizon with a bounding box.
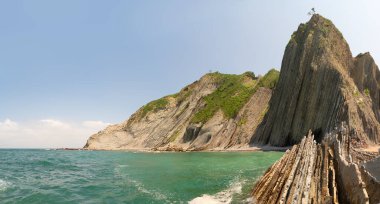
[1,0,380,148]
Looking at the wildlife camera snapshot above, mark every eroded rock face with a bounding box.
[84,72,274,151]
[183,123,203,143]
[352,53,380,121]
[252,14,380,147]
[252,124,380,204]
[189,87,272,150]
[84,73,219,150]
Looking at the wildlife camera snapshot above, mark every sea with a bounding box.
[0,149,283,203]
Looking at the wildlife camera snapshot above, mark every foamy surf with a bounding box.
[114,164,169,202]
[189,178,245,204]
[0,179,11,191]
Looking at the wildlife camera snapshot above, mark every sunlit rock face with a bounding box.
[252,14,380,147]
[84,71,277,151]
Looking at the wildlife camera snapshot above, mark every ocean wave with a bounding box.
[0,179,11,191]
[127,177,172,202]
[130,178,168,200]
[113,164,168,202]
[189,178,245,204]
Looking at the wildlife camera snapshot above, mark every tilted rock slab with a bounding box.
[252,124,380,203]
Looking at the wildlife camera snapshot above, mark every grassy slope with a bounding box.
[192,69,279,123]
[138,69,280,123]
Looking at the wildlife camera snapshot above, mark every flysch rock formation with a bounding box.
[84,70,279,151]
[251,123,380,204]
[252,14,380,147]
[251,14,380,204]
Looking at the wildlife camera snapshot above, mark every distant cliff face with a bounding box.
[84,70,279,150]
[252,14,380,147]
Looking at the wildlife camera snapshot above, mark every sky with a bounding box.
[1,1,380,148]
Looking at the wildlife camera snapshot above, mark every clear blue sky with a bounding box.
[1,1,379,128]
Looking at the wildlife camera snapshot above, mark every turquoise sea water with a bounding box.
[0,149,283,203]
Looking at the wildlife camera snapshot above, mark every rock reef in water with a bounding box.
[252,123,380,204]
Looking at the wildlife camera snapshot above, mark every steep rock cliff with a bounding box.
[84,70,278,150]
[252,14,380,147]
[251,14,380,203]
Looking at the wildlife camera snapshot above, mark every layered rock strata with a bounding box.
[252,123,380,204]
[84,71,277,150]
[252,14,380,147]
[251,14,380,203]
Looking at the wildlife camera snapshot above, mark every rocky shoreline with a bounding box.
[61,145,290,152]
[251,123,380,203]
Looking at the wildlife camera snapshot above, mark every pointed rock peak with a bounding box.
[291,14,345,45]
[309,14,332,25]
[287,13,353,74]
[252,14,380,147]
[307,14,338,31]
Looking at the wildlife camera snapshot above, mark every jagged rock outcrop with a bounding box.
[252,123,380,204]
[252,14,380,147]
[84,70,278,150]
[351,53,380,121]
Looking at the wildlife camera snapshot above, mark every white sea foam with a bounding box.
[114,164,169,202]
[189,178,245,204]
[128,178,168,201]
[0,179,11,191]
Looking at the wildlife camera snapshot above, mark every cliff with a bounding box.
[251,14,380,203]
[84,70,279,150]
[252,14,380,147]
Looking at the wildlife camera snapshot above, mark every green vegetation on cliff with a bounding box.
[139,83,194,118]
[257,69,280,89]
[138,69,279,122]
[191,69,279,123]
[140,97,169,118]
[191,72,256,123]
